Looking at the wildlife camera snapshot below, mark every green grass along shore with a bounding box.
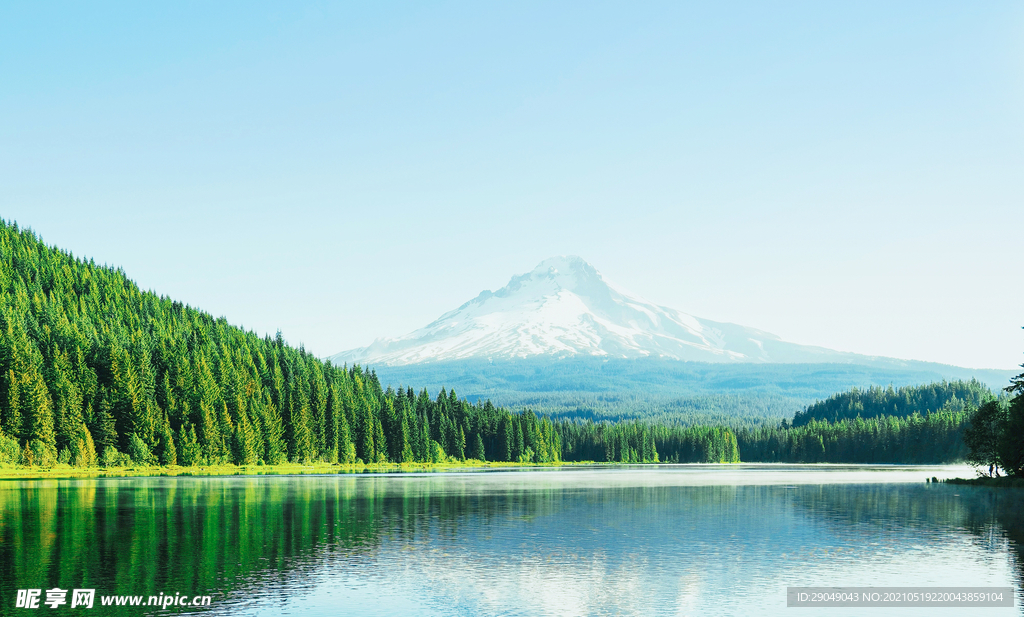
[0,459,617,480]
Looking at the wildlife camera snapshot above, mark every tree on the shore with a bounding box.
[997,358,1024,476]
[964,335,1024,477]
[964,400,1006,475]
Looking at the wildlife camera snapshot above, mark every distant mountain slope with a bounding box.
[366,357,1016,425]
[331,256,940,367]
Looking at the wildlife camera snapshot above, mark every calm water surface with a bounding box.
[1,465,1021,616]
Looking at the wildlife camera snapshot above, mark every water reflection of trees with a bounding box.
[0,476,613,608]
[0,477,749,613]
[2,477,1022,614]
[788,483,1024,605]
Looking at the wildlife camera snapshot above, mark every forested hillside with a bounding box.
[792,380,994,426]
[373,358,1013,425]
[739,408,969,463]
[737,380,1004,463]
[0,220,740,467]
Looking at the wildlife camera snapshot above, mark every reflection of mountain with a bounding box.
[2,474,1021,616]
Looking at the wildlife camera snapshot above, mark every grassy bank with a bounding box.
[0,460,587,480]
[944,476,1024,488]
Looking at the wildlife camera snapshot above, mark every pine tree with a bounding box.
[258,399,286,464]
[127,432,154,465]
[999,396,1024,476]
[359,401,375,464]
[23,367,56,465]
[309,361,327,460]
[471,433,486,461]
[1,369,21,440]
[110,345,153,449]
[399,399,415,463]
[500,416,513,462]
[373,415,387,463]
[325,382,341,462]
[156,415,177,466]
[92,396,119,453]
[198,400,222,463]
[232,409,257,465]
[381,394,399,461]
[49,348,84,455]
[73,423,97,467]
[177,422,202,466]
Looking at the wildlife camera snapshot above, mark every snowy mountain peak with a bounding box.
[529,255,599,283]
[481,255,601,302]
[330,257,854,367]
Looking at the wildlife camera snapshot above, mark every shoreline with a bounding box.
[0,460,591,480]
[0,461,972,481]
[944,476,1024,488]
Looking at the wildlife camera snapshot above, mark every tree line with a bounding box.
[738,408,968,463]
[739,379,1015,464]
[792,380,993,426]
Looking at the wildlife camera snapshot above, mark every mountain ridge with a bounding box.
[332,256,909,368]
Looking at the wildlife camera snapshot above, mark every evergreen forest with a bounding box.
[792,380,994,426]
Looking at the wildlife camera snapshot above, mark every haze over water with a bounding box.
[1,466,1021,616]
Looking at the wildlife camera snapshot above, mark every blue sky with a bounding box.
[2,1,1022,369]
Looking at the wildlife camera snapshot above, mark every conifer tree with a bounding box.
[23,367,57,465]
[998,360,1024,476]
[178,422,201,466]
[49,348,84,455]
[1,369,21,440]
[471,433,486,461]
[73,423,97,467]
[232,406,257,465]
[309,361,327,460]
[198,400,222,462]
[258,398,286,464]
[399,399,415,463]
[325,382,342,462]
[359,401,375,463]
[92,396,119,453]
[155,413,177,465]
[373,415,387,463]
[500,416,513,462]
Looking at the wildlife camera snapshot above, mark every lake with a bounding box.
[1,465,1021,616]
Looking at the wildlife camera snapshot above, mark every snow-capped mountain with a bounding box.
[331,256,876,367]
